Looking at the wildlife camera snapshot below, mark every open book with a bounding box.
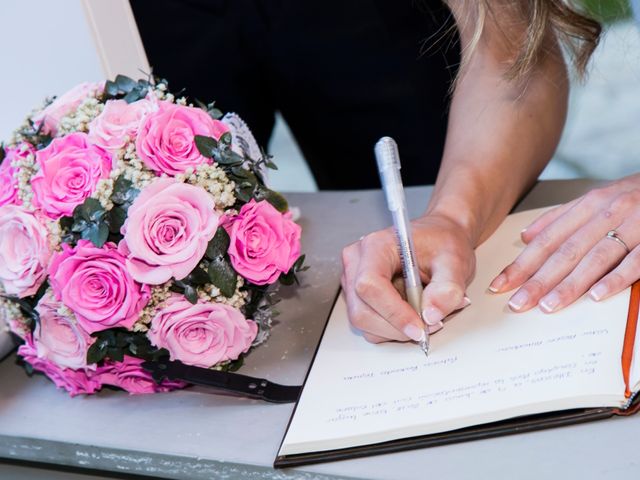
[275,208,640,467]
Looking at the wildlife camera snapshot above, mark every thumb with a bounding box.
[421,253,469,328]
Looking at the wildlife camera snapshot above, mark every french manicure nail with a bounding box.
[403,324,424,342]
[421,306,445,326]
[489,273,507,293]
[456,296,472,310]
[589,283,608,302]
[508,289,529,311]
[539,291,560,313]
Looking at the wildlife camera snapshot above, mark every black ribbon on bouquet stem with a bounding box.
[142,359,301,404]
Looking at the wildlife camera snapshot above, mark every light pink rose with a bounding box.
[148,294,257,367]
[31,132,112,219]
[48,240,150,335]
[0,143,33,207]
[18,337,102,397]
[224,200,301,285]
[136,101,230,175]
[0,205,50,298]
[97,356,186,394]
[32,81,104,136]
[88,98,157,152]
[120,178,219,284]
[34,292,94,370]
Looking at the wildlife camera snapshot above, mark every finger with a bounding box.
[521,200,577,244]
[537,229,632,313]
[490,194,618,295]
[506,207,628,312]
[353,233,425,341]
[590,245,640,302]
[341,245,408,342]
[421,252,470,326]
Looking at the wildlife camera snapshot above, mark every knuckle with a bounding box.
[524,277,547,296]
[555,280,577,300]
[584,187,608,206]
[349,311,368,331]
[556,240,579,262]
[604,271,626,290]
[588,246,611,269]
[608,193,635,215]
[354,276,378,300]
[530,230,555,256]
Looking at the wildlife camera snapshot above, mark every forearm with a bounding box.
[426,4,569,246]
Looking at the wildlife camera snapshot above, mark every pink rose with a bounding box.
[34,292,94,370]
[18,337,102,397]
[48,240,150,334]
[120,178,219,284]
[148,294,257,367]
[88,98,157,152]
[225,200,301,285]
[0,143,33,207]
[0,205,50,297]
[136,101,230,175]
[32,81,104,136]
[31,132,112,219]
[97,356,186,394]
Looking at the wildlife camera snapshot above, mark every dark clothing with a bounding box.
[131,0,460,189]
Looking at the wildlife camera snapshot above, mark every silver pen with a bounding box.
[374,136,429,356]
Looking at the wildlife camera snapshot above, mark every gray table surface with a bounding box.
[4,179,639,480]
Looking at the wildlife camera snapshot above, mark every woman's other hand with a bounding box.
[490,174,640,313]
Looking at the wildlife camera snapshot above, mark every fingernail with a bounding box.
[421,306,445,326]
[508,289,529,311]
[403,323,424,342]
[539,291,560,313]
[521,228,527,236]
[589,283,608,302]
[427,321,444,334]
[489,273,507,293]
[459,295,471,309]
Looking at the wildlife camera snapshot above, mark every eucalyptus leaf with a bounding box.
[184,285,198,305]
[115,74,137,92]
[208,255,237,298]
[205,227,231,260]
[104,80,119,97]
[83,222,109,247]
[0,145,5,164]
[195,135,218,158]
[186,266,210,286]
[86,339,109,364]
[107,206,127,234]
[220,132,232,145]
[253,186,289,212]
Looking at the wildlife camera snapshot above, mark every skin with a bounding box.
[491,174,640,313]
[341,0,569,343]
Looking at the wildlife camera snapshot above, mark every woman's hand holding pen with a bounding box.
[341,213,474,343]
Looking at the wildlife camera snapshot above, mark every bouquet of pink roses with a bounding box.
[0,75,305,396]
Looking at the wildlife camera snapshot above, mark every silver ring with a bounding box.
[605,229,631,253]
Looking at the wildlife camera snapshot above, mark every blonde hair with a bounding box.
[456,0,602,79]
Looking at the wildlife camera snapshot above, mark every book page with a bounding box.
[280,208,631,456]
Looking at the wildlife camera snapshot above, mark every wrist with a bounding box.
[424,195,481,245]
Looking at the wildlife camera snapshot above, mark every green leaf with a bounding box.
[220,132,232,146]
[186,266,210,286]
[195,135,218,158]
[208,255,237,298]
[107,206,127,234]
[264,158,278,170]
[279,271,296,286]
[215,150,245,166]
[71,218,88,233]
[208,108,223,120]
[0,145,5,165]
[115,74,137,92]
[253,186,289,213]
[83,222,109,247]
[184,285,198,304]
[104,80,119,97]
[86,339,109,364]
[205,227,231,260]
